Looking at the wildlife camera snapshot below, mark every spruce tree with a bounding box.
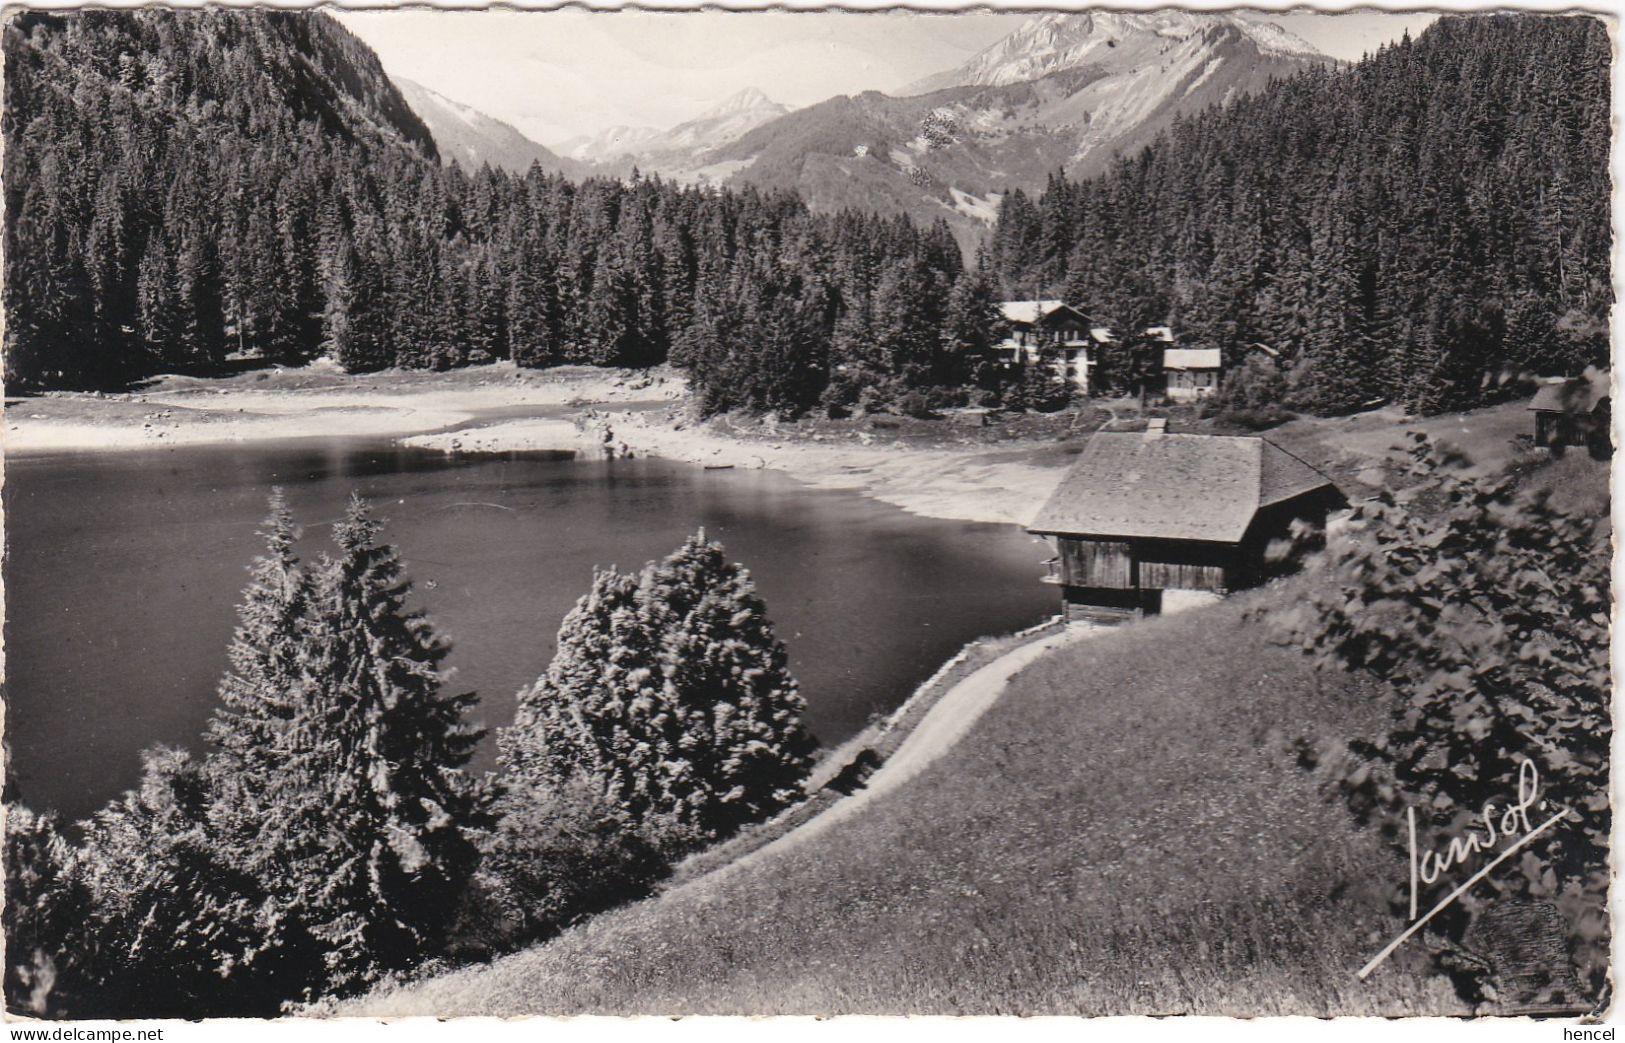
[202,490,329,1001]
[201,492,490,1000]
[940,271,1000,387]
[292,494,489,992]
[499,566,650,809]
[205,488,310,791]
[502,533,814,854]
[4,807,93,1017]
[640,533,816,840]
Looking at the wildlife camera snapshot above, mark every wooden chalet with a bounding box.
[1026,426,1342,624]
[1163,347,1222,402]
[1529,366,1610,455]
[996,300,1097,391]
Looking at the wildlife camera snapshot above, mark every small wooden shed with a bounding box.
[1163,347,1222,402]
[1027,429,1341,624]
[1529,366,1610,454]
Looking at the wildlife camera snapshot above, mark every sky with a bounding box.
[331,8,1440,148]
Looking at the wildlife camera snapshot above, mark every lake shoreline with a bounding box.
[405,406,1076,527]
[6,363,1078,527]
[2,361,682,456]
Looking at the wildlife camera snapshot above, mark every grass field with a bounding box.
[339,402,1600,1019]
[346,576,1468,1017]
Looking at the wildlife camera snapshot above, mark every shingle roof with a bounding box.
[1529,366,1610,413]
[1163,348,1222,370]
[1027,432,1336,543]
[998,300,1066,325]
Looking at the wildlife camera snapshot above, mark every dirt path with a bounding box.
[665,624,1097,896]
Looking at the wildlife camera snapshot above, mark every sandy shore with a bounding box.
[11,360,1511,527]
[3,362,682,455]
[405,407,1074,527]
[6,361,1077,526]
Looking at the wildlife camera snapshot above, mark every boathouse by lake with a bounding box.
[1026,425,1342,624]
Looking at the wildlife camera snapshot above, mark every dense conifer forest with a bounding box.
[986,14,1611,414]
[2,11,1611,416]
[2,8,974,418]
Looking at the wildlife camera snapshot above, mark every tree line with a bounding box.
[4,9,1006,419]
[4,11,1610,421]
[5,495,814,1017]
[985,14,1611,416]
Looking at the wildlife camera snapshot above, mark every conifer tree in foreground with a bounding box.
[501,532,815,855]
[291,495,491,993]
[4,807,93,1016]
[72,748,270,1017]
[206,489,311,816]
[203,492,491,1000]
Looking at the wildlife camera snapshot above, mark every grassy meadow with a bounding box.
[344,426,1607,1020]
[350,576,1468,1016]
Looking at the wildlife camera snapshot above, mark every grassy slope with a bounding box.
[350,580,1464,1017]
[338,397,1589,1018]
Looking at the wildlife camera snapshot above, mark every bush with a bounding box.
[925,384,970,412]
[461,779,668,956]
[895,389,935,419]
[854,380,898,417]
[1211,403,1296,431]
[1006,366,1074,413]
[1277,435,1610,995]
[4,808,93,1017]
[1206,354,1291,424]
[819,367,866,418]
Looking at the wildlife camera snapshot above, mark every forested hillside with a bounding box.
[4,11,1610,420]
[2,7,978,418]
[986,14,1611,414]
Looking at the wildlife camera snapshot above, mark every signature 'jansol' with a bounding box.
[1407,757,1544,920]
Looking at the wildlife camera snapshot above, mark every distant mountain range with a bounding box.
[388,12,1331,247]
[717,11,1332,249]
[557,86,791,179]
[393,81,789,183]
[901,10,1324,94]
[393,77,587,177]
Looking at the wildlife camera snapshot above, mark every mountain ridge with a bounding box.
[393,76,585,176]
[709,13,1332,252]
[901,10,1325,95]
[560,86,788,171]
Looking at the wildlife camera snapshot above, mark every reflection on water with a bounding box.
[4,440,1056,822]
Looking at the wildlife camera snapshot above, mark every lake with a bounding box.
[4,439,1057,823]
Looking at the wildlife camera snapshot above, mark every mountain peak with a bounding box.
[392,76,580,176]
[697,86,781,119]
[902,11,1323,95]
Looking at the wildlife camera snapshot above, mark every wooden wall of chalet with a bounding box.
[1235,491,1342,587]
[1134,537,1232,593]
[1058,537,1132,588]
[1139,559,1226,592]
[1057,536,1232,593]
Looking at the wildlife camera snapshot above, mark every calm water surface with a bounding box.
[5,439,1055,822]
